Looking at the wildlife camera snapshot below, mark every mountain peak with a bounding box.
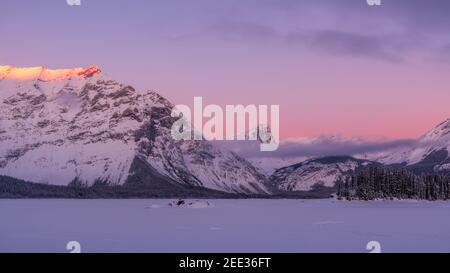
[0,64,101,81]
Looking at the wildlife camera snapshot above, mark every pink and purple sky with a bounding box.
[1,0,450,140]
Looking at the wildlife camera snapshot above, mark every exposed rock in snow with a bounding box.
[167,199,211,208]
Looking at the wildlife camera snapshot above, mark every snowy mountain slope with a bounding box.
[270,156,378,191]
[247,156,309,176]
[369,119,450,173]
[0,65,269,194]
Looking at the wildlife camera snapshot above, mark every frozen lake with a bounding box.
[1,199,450,253]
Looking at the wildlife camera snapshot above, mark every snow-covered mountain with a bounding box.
[370,119,450,173]
[0,65,269,194]
[270,156,378,191]
[248,156,309,176]
[268,119,450,192]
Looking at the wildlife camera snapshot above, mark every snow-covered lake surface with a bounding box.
[1,199,450,253]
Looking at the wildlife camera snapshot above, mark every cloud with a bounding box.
[210,21,279,42]
[266,137,416,158]
[208,20,404,62]
[220,136,417,159]
[157,0,449,62]
[159,0,450,63]
[288,29,403,62]
[265,0,450,33]
[197,0,450,63]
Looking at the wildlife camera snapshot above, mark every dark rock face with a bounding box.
[407,149,450,174]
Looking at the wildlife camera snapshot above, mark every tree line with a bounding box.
[337,167,450,200]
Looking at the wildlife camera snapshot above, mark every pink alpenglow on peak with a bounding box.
[0,65,101,81]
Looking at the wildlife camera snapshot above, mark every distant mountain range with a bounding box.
[1,65,449,198]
